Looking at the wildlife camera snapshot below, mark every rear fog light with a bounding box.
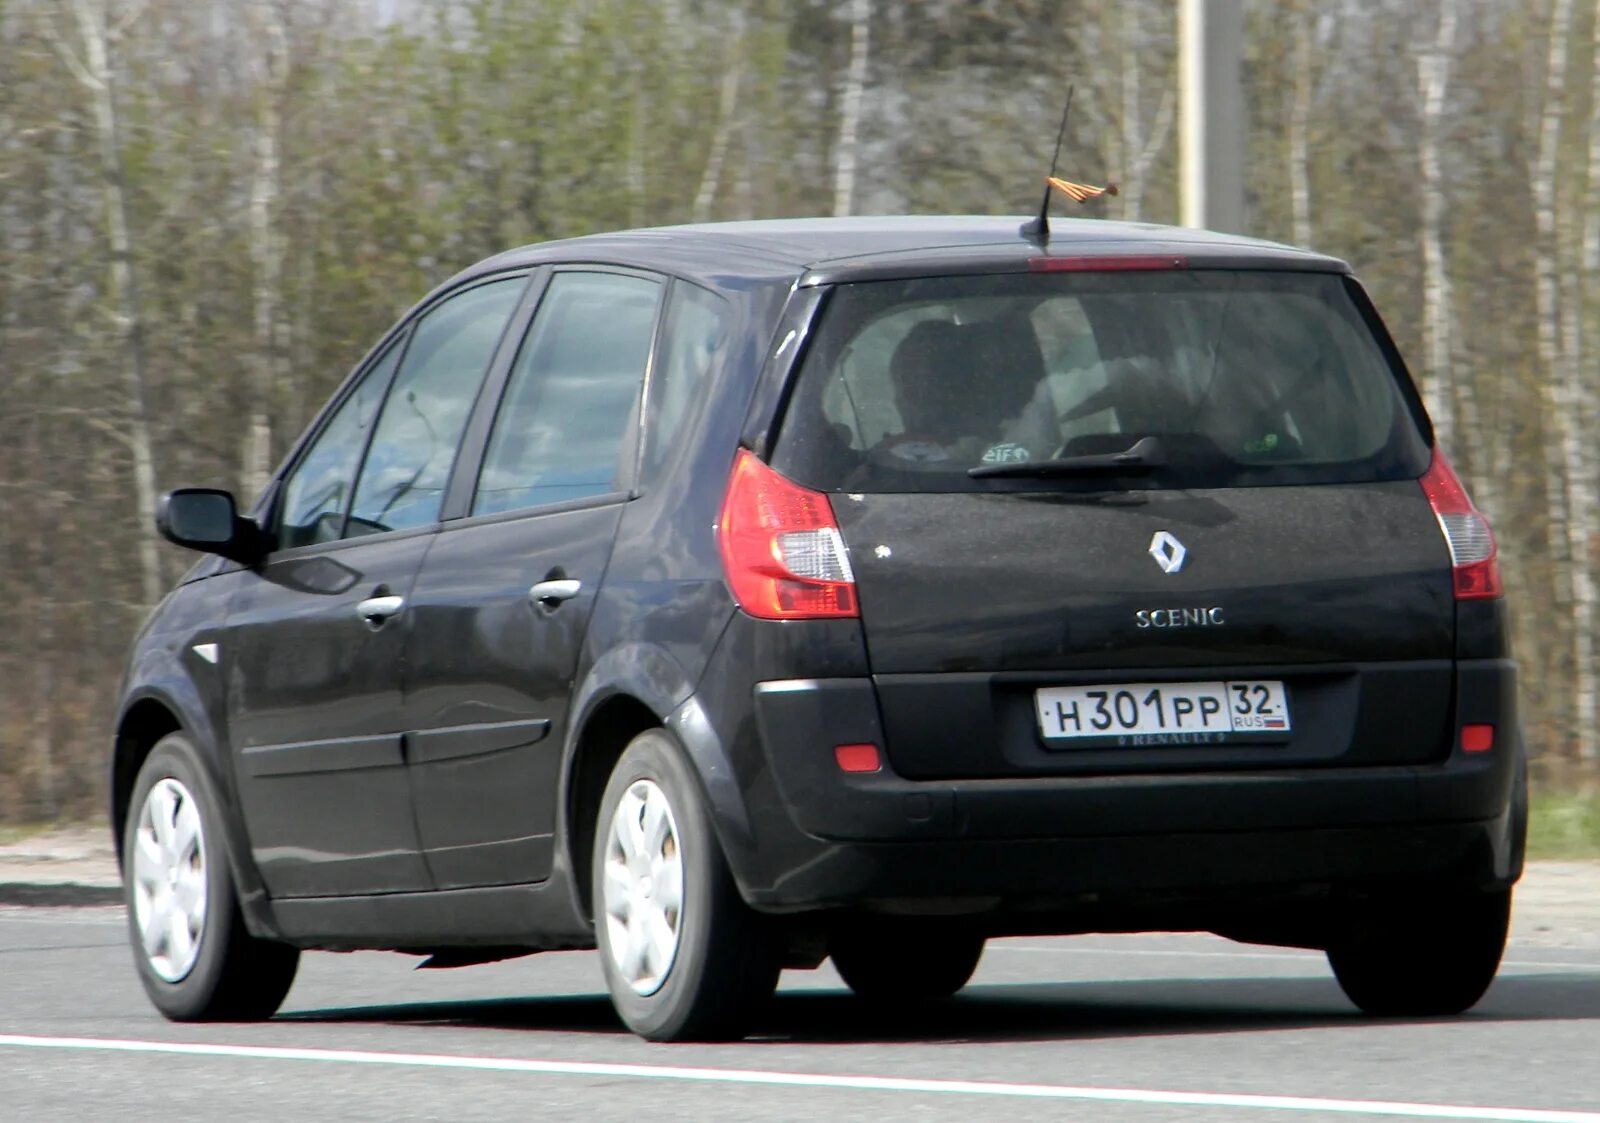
[1461,724,1495,753]
[834,744,882,773]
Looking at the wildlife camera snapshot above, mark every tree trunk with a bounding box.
[1533,0,1583,764]
[70,0,163,609]
[1288,2,1315,248]
[1567,0,1600,759]
[1532,0,1573,612]
[243,3,287,505]
[832,0,871,217]
[1120,5,1144,221]
[691,16,744,224]
[1417,0,1458,449]
[1118,2,1174,224]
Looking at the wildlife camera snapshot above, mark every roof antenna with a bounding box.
[1020,85,1118,247]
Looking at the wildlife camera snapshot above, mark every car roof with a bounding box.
[459,215,1348,293]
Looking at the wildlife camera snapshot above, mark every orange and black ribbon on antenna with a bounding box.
[1021,85,1118,245]
[1047,176,1118,203]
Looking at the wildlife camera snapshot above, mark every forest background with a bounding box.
[1,0,1597,846]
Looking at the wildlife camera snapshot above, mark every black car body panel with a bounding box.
[830,483,1454,676]
[113,216,1522,968]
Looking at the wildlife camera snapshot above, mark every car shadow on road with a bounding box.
[279,970,1600,1045]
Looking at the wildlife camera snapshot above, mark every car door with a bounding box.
[226,274,528,899]
[401,268,665,889]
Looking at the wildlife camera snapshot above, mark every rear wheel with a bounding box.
[1327,887,1510,1016]
[593,729,779,1041]
[831,919,985,1004]
[124,734,299,1021]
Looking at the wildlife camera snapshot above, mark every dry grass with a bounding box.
[1528,786,1600,859]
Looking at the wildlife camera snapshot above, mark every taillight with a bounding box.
[716,449,858,620]
[1029,254,1188,272]
[1419,452,1502,600]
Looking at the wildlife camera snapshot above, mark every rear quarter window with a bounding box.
[772,270,1429,492]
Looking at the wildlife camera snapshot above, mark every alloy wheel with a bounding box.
[130,777,208,982]
[600,778,685,996]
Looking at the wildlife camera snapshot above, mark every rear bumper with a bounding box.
[739,819,1518,920]
[726,659,1521,913]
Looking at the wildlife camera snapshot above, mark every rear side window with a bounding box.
[472,271,662,516]
[642,281,730,484]
[772,270,1428,492]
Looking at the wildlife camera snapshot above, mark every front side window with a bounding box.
[473,271,662,517]
[276,339,403,549]
[345,276,525,536]
[773,270,1429,492]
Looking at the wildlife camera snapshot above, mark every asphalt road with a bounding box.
[1,906,1598,1122]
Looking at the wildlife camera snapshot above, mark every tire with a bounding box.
[123,733,300,1021]
[831,919,985,1004]
[592,729,779,1042]
[1326,887,1510,1016]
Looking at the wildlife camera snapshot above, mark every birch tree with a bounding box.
[1287,0,1315,248]
[1116,0,1174,223]
[51,0,164,609]
[1417,0,1459,448]
[1531,0,1573,617]
[242,1,288,504]
[1566,0,1600,759]
[691,8,746,223]
[832,0,871,217]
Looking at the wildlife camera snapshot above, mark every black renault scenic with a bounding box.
[114,216,1523,1041]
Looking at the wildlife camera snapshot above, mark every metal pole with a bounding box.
[1179,0,1245,233]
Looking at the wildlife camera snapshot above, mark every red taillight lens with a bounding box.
[1461,724,1495,753]
[1419,451,1502,600]
[717,449,858,620]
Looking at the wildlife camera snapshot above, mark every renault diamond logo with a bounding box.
[1148,530,1187,574]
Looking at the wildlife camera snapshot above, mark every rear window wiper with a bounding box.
[968,436,1166,479]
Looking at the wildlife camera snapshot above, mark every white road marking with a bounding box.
[0,1034,1596,1122]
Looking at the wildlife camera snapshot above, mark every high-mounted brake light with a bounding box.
[1420,452,1502,601]
[717,450,858,620]
[1029,255,1188,273]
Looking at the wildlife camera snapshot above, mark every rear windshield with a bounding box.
[771,270,1429,492]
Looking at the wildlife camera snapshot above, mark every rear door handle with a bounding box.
[356,594,405,625]
[529,579,582,606]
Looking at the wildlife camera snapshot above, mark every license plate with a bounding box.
[1034,680,1291,747]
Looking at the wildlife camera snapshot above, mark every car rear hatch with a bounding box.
[767,262,1456,778]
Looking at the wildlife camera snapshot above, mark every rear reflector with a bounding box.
[1461,724,1495,753]
[717,449,858,620]
[1419,452,1502,600]
[834,743,882,773]
[1030,254,1188,272]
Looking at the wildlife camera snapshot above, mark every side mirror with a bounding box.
[156,488,264,565]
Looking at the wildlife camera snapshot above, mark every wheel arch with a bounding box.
[565,693,663,923]
[111,696,184,869]
[560,641,753,924]
[110,687,283,940]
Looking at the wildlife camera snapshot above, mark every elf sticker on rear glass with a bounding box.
[981,442,1031,464]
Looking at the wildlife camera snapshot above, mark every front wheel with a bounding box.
[593,729,779,1041]
[831,919,985,1004]
[1326,887,1510,1016]
[124,733,300,1021]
